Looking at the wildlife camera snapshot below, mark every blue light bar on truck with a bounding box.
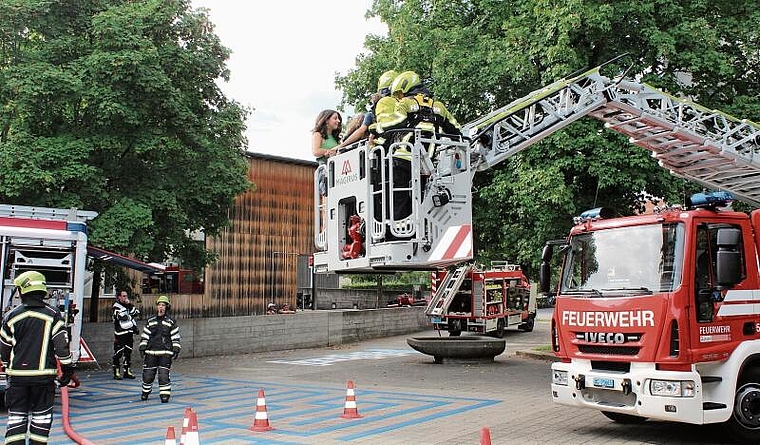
[66,222,88,234]
[688,191,735,209]
[574,207,614,224]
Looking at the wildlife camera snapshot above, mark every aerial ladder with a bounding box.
[313,58,760,274]
[426,263,472,318]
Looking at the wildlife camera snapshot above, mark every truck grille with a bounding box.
[578,345,640,356]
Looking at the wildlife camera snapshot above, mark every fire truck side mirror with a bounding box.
[715,227,742,288]
[540,239,567,294]
[539,244,553,294]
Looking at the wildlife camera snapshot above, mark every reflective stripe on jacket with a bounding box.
[0,302,73,384]
[140,314,180,355]
[113,301,139,335]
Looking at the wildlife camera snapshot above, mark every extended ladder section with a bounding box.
[463,66,760,206]
[0,204,98,223]
[589,80,760,207]
[463,68,609,171]
[425,264,471,317]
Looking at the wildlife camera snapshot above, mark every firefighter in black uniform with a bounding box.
[139,295,180,403]
[112,290,140,380]
[0,271,75,445]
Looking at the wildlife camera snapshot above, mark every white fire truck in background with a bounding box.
[0,205,96,397]
[314,57,760,442]
[427,262,536,337]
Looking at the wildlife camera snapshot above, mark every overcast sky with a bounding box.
[190,1,387,161]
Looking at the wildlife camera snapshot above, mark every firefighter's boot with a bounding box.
[123,366,135,379]
[160,394,170,403]
[112,366,122,380]
[140,391,149,401]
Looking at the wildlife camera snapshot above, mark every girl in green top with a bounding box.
[312,109,342,164]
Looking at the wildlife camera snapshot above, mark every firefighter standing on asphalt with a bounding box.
[139,295,180,403]
[0,271,75,445]
[112,290,140,380]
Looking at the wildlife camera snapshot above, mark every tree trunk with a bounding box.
[90,262,102,322]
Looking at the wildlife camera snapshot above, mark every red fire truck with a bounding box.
[427,262,536,337]
[313,57,760,442]
[542,192,760,443]
[0,204,96,399]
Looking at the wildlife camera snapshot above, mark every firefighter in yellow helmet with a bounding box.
[139,295,181,403]
[338,70,399,149]
[368,69,401,145]
[374,71,462,225]
[0,271,75,445]
[379,70,461,141]
[357,70,402,225]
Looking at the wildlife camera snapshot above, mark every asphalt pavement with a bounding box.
[1,307,735,444]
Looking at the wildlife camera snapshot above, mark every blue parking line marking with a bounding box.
[10,371,501,444]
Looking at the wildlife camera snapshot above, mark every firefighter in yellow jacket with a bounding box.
[139,295,181,403]
[370,69,401,143]
[374,71,462,223]
[0,271,75,445]
[376,70,462,147]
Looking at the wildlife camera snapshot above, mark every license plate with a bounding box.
[593,377,615,389]
[431,316,441,323]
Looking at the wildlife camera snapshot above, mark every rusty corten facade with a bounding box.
[203,153,317,316]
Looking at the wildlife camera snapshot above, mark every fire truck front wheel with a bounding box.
[727,366,760,444]
[518,316,534,332]
[491,318,505,338]
[601,411,647,424]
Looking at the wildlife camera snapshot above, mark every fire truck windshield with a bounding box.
[561,223,685,295]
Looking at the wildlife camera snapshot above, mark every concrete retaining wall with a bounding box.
[81,306,429,366]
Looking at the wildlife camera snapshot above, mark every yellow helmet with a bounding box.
[14,271,47,295]
[377,70,399,94]
[156,295,171,306]
[391,71,421,96]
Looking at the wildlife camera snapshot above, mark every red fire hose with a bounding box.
[60,383,96,445]
[56,361,95,445]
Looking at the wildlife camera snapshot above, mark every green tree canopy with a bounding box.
[0,0,252,270]
[337,0,760,277]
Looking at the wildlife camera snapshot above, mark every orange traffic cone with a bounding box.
[339,380,363,419]
[480,426,492,445]
[164,426,177,445]
[249,388,274,432]
[184,411,200,445]
[179,407,192,445]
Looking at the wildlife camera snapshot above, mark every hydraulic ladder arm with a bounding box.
[314,58,760,273]
[462,64,760,206]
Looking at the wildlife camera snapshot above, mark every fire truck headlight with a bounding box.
[552,370,568,386]
[649,379,695,397]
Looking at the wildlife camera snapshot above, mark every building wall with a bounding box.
[82,307,430,365]
[88,154,427,321]
[204,154,317,316]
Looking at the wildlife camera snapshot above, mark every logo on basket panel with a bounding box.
[337,160,359,186]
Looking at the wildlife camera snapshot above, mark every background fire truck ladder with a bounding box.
[463,59,760,206]
[0,205,98,223]
[425,264,472,318]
